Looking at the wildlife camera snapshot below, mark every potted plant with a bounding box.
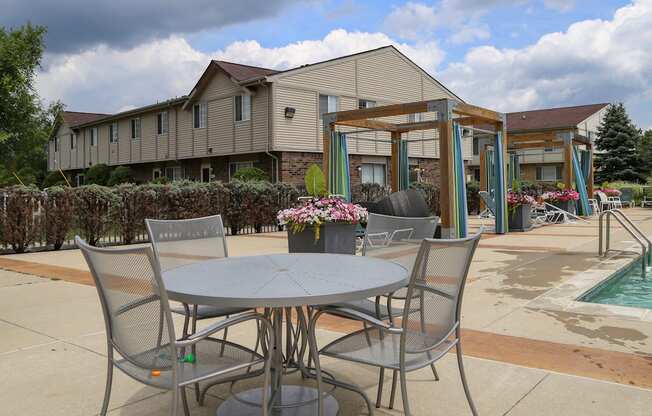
[542,188,580,215]
[277,165,367,254]
[507,191,535,232]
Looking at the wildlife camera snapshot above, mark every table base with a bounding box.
[216,385,338,416]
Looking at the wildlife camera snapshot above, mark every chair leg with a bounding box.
[180,387,190,416]
[457,344,478,416]
[190,308,200,404]
[375,368,385,408]
[431,363,440,381]
[307,316,325,416]
[100,355,113,416]
[399,369,411,416]
[388,370,397,409]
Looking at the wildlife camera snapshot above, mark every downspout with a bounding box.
[264,80,279,183]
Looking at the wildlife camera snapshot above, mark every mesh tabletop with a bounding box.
[163,253,408,308]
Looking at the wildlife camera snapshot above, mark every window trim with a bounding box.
[90,127,98,147]
[165,166,183,181]
[109,122,118,144]
[360,162,386,186]
[152,168,162,181]
[130,118,141,140]
[358,99,376,109]
[234,95,251,122]
[319,94,338,120]
[535,165,562,181]
[193,103,207,129]
[70,133,76,150]
[157,111,169,135]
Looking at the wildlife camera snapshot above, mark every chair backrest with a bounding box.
[145,215,228,272]
[595,191,608,203]
[400,232,481,354]
[76,236,177,371]
[478,191,496,216]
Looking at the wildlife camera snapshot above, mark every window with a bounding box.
[201,162,213,183]
[70,133,76,149]
[319,94,338,119]
[165,166,183,181]
[544,147,554,152]
[409,164,421,183]
[407,113,422,123]
[109,122,118,144]
[152,168,162,181]
[193,103,207,128]
[473,168,481,182]
[234,95,251,122]
[361,163,386,186]
[229,161,254,180]
[130,118,141,139]
[90,127,98,146]
[76,174,85,187]
[536,165,562,181]
[54,137,59,152]
[472,137,479,155]
[358,99,376,109]
[157,112,168,134]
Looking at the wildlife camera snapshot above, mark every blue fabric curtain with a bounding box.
[328,132,351,201]
[452,123,468,238]
[572,146,591,216]
[398,139,410,191]
[493,133,508,234]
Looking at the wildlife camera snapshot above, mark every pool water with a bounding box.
[581,258,652,309]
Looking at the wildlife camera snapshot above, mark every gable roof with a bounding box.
[507,103,609,133]
[62,111,109,126]
[213,60,278,82]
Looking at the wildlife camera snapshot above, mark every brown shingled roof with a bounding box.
[213,60,278,82]
[62,111,110,126]
[507,103,609,133]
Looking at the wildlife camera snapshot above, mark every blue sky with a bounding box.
[6,0,649,129]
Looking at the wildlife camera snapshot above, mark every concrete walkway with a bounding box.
[2,209,652,415]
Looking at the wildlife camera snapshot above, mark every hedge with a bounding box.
[0,181,300,253]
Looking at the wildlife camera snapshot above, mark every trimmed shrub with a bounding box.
[108,165,135,186]
[232,167,268,182]
[114,184,157,244]
[85,164,111,185]
[42,171,69,188]
[224,180,247,234]
[466,181,480,215]
[352,183,391,203]
[73,185,119,246]
[241,181,277,232]
[1,185,42,253]
[43,186,75,250]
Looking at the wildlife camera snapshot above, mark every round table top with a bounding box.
[163,253,408,308]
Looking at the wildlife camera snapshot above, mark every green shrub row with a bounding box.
[0,181,300,253]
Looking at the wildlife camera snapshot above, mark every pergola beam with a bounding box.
[453,103,503,122]
[508,141,564,150]
[395,120,443,132]
[333,119,397,131]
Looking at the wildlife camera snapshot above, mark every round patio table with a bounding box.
[163,253,409,416]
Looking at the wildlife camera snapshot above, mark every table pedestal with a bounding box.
[216,307,338,416]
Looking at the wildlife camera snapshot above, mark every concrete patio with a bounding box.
[2,209,652,415]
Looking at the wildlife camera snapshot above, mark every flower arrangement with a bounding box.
[599,188,622,197]
[507,191,536,214]
[541,189,580,203]
[277,197,368,241]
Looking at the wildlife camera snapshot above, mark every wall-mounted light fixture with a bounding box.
[284,107,296,119]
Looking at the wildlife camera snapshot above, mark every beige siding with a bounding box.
[208,98,233,154]
[118,120,130,163]
[141,113,156,161]
[177,109,193,158]
[167,109,178,160]
[422,75,452,100]
[279,60,356,96]
[193,122,208,156]
[197,70,242,101]
[274,86,318,151]
[252,86,269,151]
[357,50,421,102]
[98,125,109,164]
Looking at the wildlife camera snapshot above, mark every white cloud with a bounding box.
[36,29,445,113]
[439,0,652,118]
[543,0,576,12]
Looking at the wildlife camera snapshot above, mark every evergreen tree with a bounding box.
[638,129,652,179]
[594,103,646,183]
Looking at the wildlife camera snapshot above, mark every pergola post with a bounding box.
[564,135,573,190]
[588,143,595,197]
[390,131,400,192]
[439,105,456,238]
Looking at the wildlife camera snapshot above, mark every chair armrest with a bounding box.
[175,311,271,347]
[318,306,403,334]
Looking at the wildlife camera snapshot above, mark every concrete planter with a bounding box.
[287,223,357,255]
[508,204,533,232]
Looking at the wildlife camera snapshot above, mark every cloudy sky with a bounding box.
[4,0,651,128]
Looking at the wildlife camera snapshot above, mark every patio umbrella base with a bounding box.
[217,385,338,416]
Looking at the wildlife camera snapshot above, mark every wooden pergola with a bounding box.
[488,130,594,196]
[322,98,508,238]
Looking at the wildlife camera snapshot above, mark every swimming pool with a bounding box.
[580,258,652,309]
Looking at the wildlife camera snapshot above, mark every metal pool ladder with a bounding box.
[599,209,651,277]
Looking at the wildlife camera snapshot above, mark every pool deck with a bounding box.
[2,208,652,415]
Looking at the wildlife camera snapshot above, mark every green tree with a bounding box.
[639,129,652,178]
[232,166,268,182]
[107,166,135,186]
[85,163,111,185]
[0,24,61,187]
[594,103,646,183]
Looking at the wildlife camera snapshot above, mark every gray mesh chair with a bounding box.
[146,215,253,402]
[75,236,273,416]
[308,232,482,416]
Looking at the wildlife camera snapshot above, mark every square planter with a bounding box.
[508,204,533,232]
[551,200,576,215]
[287,223,357,255]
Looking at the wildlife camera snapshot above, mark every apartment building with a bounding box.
[49,46,468,187]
